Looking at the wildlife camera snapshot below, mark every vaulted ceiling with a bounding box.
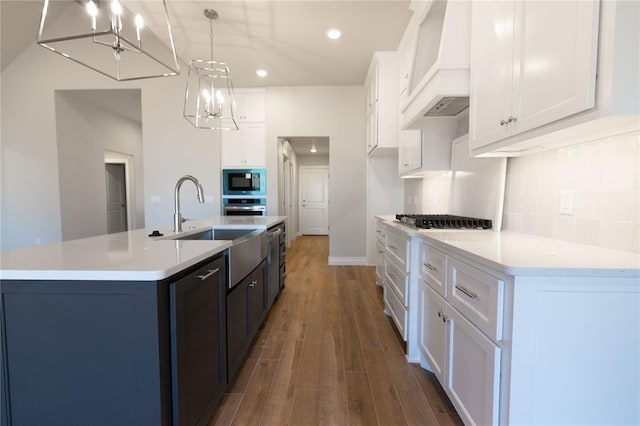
[1,0,412,87]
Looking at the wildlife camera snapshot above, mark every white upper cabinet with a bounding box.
[234,89,265,122]
[222,89,266,167]
[398,129,422,175]
[470,0,639,156]
[366,51,399,156]
[397,21,418,106]
[221,123,266,168]
[398,118,455,177]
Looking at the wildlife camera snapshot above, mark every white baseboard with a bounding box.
[327,257,368,266]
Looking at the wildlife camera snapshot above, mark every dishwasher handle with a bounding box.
[267,228,282,241]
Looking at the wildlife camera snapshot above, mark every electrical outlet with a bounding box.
[559,191,575,216]
[150,195,161,204]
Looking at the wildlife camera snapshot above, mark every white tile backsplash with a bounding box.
[503,130,640,253]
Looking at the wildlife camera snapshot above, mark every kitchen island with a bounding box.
[376,215,640,426]
[0,216,286,426]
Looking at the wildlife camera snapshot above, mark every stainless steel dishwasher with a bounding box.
[266,227,281,309]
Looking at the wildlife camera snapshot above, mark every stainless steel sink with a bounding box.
[173,228,266,288]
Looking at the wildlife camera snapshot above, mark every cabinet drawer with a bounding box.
[385,228,410,272]
[448,258,504,341]
[375,242,385,286]
[376,222,386,245]
[420,243,447,297]
[384,285,408,341]
[384,255,409,307]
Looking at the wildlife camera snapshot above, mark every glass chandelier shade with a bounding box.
[36,0,180,81]
[183,10,239,130]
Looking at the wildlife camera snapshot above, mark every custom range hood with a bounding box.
[400,0,471,129]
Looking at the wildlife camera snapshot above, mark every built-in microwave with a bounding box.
[222,169,266,196]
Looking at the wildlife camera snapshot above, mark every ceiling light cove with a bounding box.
[256,69,268,78]
[326,28,342,40]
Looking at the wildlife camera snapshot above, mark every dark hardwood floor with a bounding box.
[211,235,462,426]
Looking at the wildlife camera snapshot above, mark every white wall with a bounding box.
[503,130,640,253]
[297,155,329,166]
[55,90,143,241]
[266,86,366,261]
[367,154,404,264]
[1,42,222,250]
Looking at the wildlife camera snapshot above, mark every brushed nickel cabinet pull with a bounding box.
[195,268,220,281]
[456,285,478,299]
[249,280,258,288]
[424,263,437,272]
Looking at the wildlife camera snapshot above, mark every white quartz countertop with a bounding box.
[376,216,640,277]
[0,216,286,281]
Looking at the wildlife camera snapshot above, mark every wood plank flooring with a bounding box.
[211,236,462,426]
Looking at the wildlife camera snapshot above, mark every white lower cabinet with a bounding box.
[414,235,640,425]
[377,221,411,342]
[446,305,501,426]
[419,280,446,383]
[384,283,408,341]
[375,242,385,287]
[419,241,502,426]
[420,276,501,426]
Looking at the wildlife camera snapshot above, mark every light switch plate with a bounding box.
[560,191,575,216]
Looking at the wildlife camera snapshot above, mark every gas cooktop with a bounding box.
[395,214,492,230]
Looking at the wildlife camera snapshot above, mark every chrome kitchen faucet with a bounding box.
[174,175,205,233]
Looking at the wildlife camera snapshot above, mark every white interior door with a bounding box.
[299,166,329,235]
[105,163,128,233]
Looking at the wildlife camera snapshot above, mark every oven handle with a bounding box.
[223,205,266,211]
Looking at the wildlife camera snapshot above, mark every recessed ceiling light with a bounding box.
[326,28,341,40]
[256,69,268,78]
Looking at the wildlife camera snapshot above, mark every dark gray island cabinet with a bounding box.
[1,254,227,426]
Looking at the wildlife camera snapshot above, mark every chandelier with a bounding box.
[183,9,238,130]
[36,0,180,81]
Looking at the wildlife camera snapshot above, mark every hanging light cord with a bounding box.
[209,15,214,63]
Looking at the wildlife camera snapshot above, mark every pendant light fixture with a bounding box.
[183,9,238,130]
[36,0,180,81]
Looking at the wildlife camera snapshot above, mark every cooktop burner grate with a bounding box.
[395,214,492,230]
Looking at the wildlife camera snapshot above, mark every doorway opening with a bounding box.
[278,137,330,243]
[55,89,143,241]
